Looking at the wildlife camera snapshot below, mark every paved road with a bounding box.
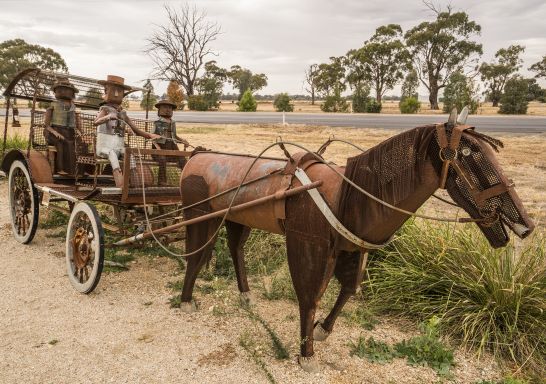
[6,110,546,133]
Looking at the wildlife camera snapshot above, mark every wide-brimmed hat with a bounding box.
[98,75,132,90]
[52,77,79,93]
[155,99,177,109]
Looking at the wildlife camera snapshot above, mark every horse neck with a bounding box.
[336,125,439,247]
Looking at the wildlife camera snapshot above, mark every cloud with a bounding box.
[0,0,544,95]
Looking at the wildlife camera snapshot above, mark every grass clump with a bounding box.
[365,220,546,378]
[394,317,454,375]
[3,134,29,152]
[342,305,379,330]
[349,336,396,364]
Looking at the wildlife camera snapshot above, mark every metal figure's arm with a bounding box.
[43,106,65,140]
[93,108,114,126]
[120,111,160,140]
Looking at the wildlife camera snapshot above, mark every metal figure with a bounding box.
[93,75,160,188]
[43,77,80,175]
[153,99,188,185]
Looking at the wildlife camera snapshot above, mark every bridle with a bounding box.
[435,123,514,227]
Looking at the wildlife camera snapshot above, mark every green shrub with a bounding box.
[399,97,421,114]
[273,93,293,112]
[499,77,529,114]
[238,90,257,112]
[349,336,396,364]
[394,317,454,375]
[365,220,546,378]
[351,85,370,113]
[187,95,209,111]
[321,92,349,113]
[365,98,382,113]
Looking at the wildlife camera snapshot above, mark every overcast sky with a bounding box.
[1,0,545,97]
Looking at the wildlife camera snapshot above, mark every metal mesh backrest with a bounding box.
[30,110,48,150]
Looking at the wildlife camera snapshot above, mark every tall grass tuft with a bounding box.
[365,220,545,378]
[3,134,29,152]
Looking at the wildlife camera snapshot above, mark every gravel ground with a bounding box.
[0,177,503,384]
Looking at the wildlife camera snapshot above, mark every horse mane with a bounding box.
[335,125,437,243]
[466,130,504,152]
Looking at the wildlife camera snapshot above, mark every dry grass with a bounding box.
[120,99,546,116]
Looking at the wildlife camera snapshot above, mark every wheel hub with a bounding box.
[72,227,92,269]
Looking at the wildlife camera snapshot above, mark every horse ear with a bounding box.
[448,108,457,127]
[457,106,469,125]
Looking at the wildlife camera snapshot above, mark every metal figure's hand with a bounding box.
[149,133,162,141]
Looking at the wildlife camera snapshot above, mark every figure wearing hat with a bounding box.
[93,75,160,188]
[152,99,189,185]
[43,77,80,175]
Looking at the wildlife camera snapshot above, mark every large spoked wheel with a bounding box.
[66,202,104,294]
[8,160,39,244]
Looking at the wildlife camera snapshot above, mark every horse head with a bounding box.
[431,107,535,248]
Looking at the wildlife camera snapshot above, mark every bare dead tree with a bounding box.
[145,3,221,96]
[303,64,318,105]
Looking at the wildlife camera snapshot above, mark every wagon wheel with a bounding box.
[8,160,39,244]
[65,202,104,294]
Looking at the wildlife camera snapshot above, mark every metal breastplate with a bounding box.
[154,118,176,140]
[50,100,76,128]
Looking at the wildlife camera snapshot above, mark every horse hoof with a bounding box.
[298,355,320,373]
[180,301,197,313]
[239,291,256,307]
[313,321,330,342]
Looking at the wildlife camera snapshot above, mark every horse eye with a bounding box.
[461,147,471,156]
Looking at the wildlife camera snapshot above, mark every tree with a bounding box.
[140,79,157,110]
[145,3,221,96]
[405,5,482,110]
[479,45,525,107]
[525,78,545,102]
[442,72,478,114]
[196,60,227,109]
[529,55,546,79]
[401,69,419,101]
[273,93,294,112]
[227,65,267,99]
[347,24,411,103]
[351,84,371,113]
[166,80,184,109]
[499,77,529,114]
[303,64,318,105]
[314,57,346,97]
[238,90,257,112]
[0,39,68,92]
[81,87,102,108]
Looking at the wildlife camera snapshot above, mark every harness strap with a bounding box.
[294,167,390,250]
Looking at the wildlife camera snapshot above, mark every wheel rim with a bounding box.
[68,211,97,285]
[11,167,32,236]
[9,161,38,243]
[66,203,104,293]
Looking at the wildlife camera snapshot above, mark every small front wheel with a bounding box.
[66,202,104,294]
[8,160,39,244]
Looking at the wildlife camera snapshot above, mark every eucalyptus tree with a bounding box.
[480,45,525,106]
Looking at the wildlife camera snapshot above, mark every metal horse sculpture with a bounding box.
[178,111,534,372]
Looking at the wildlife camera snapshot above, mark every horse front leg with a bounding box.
[286,234,336,373]
[314,250,368,341]
[225,220,253,306]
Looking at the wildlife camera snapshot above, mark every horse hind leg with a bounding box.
[179,218,220,313]
[225,221,254,306]
[314,250,367,341]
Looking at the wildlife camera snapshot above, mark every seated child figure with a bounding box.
[43,77,80,175]
[93,75,160,188]
[153,99,188,185]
